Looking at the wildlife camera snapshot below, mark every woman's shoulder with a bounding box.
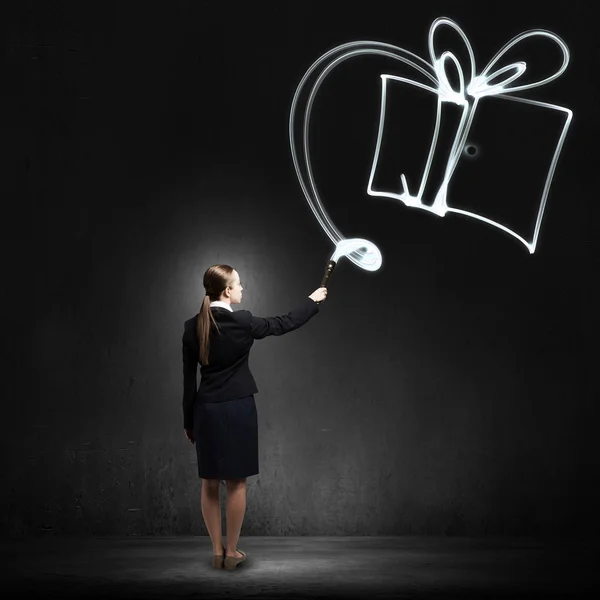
[184,314,197,324]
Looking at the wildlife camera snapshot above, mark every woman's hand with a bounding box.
[309,287,328,303]
[184,429,195,444]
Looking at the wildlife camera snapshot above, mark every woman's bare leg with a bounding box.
[201,478,222,555]
[225,478,246,557]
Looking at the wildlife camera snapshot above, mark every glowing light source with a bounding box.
[289,17,572,262]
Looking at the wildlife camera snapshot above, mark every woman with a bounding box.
[182,264,328,570]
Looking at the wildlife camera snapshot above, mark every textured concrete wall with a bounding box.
[3,2,598,538]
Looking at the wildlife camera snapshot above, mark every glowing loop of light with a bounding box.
[289,16,573,264]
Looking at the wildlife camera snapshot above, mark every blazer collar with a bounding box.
[209,300,234,312]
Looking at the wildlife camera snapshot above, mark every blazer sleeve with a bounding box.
[249,296,320,340]
[182,324,198,430]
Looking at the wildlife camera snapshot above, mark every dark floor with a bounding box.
[1,535,598,599]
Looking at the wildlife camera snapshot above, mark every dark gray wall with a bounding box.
[2,1,598,537]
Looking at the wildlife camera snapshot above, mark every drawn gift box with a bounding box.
[289,17,573,268]
[366,18,573,253]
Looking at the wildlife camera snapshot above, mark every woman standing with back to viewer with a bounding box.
[182,264,328,570]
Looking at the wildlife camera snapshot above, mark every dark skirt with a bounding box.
[193,394,259,480]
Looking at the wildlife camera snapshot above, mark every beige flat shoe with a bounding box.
[223,549,246,570]
[212,547,225,569]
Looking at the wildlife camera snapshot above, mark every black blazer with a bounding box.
[182,296,320,429]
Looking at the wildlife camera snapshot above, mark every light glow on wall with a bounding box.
[289,17,572,264]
